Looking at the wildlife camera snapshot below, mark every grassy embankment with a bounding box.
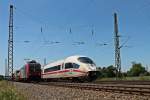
[96,76,150,81]
[0,80,26,100]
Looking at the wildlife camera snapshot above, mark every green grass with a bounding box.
[123,76,150,80]
[96,76,150,81]
[0,81,26,100]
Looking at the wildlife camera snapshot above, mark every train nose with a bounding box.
[88,64,96,71]
[87,71,99,82]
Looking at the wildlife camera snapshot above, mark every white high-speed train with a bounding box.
[42,55,99,82]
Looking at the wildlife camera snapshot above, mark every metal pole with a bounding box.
[114,13,121,79]
[8,5,14,80]
[44,58,46,65]
[5,59,8,79]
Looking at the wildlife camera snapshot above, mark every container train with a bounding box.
[14,55,99,82]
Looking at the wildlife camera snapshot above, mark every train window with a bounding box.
[78,57,94,64]
[28,60,36,63]
[72,63,80,69]
[16,70,20,73]
[29,64,41,73]
[57,65,61,70]
[44,65,60,73]
[65,63,73,69]
[35,64,41,71]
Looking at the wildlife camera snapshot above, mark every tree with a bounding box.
[0,75,4,81]
[127,62,146,76]
[106,65,116,77]
[100,65,117,78]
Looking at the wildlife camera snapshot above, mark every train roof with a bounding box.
[64,55,90,63]
[27,60,38,63]
[44,60,64,69]
[43,55,90,69]
[65,55,87,59]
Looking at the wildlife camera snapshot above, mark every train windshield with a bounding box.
[78,57,94,64]
[29,64,41,73]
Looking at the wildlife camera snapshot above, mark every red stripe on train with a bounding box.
[26,64,29,78]
[42,69,86,75]
[42,69,70,75]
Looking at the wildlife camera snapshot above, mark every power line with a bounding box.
[40,26,47,43]
[69,27,72,34]
[12,4,113,61]
[119,36,130,49]
[91,28,94,36]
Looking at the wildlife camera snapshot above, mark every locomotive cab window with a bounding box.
[16,70,20,73]
[29,64,41,73]
[72,63,80,69]
[65,63,80,69]
[78,57,95,64]
[65,63,73,69]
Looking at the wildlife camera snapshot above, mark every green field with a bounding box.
[0,81,26,100]
[96,76,150,81]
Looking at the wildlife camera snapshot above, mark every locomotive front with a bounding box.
[27,60,41,81]
[64,55,99,82]
[77,56,99,81]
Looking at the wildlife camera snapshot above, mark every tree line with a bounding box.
[97,62,150,78]
[0,62,149,80]
[0,75,4,81]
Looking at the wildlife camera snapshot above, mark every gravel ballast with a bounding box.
[14,82,150,100]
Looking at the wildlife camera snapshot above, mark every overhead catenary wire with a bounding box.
[14,6,48,45]
[14,6,102,45]
[14,6,89,44]
[119,36,131,49]
[69,27,72,34]
[12,3,116,63]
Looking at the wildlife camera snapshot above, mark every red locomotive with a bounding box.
[14,60,41,82]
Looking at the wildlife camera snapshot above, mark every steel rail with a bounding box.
[39,82,150,96]
[94,80,150,85]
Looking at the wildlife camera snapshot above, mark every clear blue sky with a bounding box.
[0,0,150,75]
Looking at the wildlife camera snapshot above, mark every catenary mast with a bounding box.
[114,13,121,79]
[8,5,14,80]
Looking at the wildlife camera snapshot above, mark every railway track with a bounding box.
[38,82,150,96]
[94,80,150,85]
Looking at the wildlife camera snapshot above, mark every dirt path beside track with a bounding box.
[14,82,150,100]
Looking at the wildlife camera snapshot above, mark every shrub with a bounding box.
[0,81,26,100]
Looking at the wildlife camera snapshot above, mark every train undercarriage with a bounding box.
[43,71,100,82]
